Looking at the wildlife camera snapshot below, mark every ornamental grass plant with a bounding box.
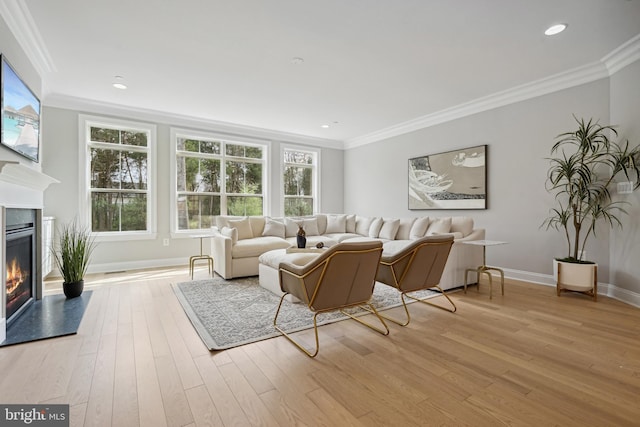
[52,220,96,283]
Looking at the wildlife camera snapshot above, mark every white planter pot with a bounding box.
[555,260,598,300]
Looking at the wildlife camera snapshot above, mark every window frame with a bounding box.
[170,128,269,236]
[79,114,157,242]
[281,144,320,216]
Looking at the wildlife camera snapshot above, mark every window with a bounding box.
[283,147,319,216]
[80,115,156,239]
[172,129,267,232]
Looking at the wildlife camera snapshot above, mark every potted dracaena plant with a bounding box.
[52,219,97,298]
[543,117,640,300]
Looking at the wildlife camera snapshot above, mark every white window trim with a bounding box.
[79,114,157,242]
[281,144,321,215]
[170,127,270,237]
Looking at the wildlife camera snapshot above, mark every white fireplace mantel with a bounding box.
[0,161,58,344]
[0,161,59,192]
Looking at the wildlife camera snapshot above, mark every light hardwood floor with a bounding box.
[1,267,639,427]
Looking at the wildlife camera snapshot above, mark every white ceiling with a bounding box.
[9,0,640,144]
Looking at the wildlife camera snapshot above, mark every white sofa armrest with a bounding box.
[455,228,485,242]
[211,231,233,279]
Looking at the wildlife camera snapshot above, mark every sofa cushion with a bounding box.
[382,239,412,257]
[216,215,242,228]
[426,217,452,236]
[228,217,253,240]
[314,214,327,235]
[451,216,474,237]
[301,217,320,236]
[231,236,291,258]
[323,232,361,243]
[355,216,373,236]
[379,219,400,240]
[369,217,383,238]
[286,235,339,248]
[326,214,347,233]
[346,215,356,233]
[284,217,301,237]
[221,226,238,244]
[249,216,266,237]
[396,218,416,240]
[410,216,430,239]
[262,217,285,238]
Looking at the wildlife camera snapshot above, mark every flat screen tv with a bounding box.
[0,54,41,162]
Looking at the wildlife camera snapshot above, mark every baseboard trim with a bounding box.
[500,267,640,308]
[54,260,640,309]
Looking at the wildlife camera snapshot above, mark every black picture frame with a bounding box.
[408,144,487,210]
[1,54,41,163]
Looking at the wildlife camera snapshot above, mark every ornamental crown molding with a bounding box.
[344,34,640,150]
[0,0,56,76]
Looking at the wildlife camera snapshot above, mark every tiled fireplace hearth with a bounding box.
[0,161,58,343]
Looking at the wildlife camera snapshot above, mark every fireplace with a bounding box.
[5,209,37,325]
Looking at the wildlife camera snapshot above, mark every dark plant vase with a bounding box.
[296,235,307,249]
[63,280,84,299]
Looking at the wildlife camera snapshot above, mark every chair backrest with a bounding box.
[306,241,383,312]
[378,235,453,293]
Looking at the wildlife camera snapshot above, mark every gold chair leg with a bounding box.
[339,303,389,335]
[405,285,457,313]
[365,293,412,326]
[273,293,321,358]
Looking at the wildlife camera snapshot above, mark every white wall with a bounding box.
[610,60,640,295]
[41,106,344,271]
[344,79,612,280]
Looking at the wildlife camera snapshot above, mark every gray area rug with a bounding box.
[173,277,438,350]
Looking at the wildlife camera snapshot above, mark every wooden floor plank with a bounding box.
[0,267,637,427]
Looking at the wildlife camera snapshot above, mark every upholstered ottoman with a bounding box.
[258,248,325,302]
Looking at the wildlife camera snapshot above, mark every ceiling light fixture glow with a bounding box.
[544,23,567,36]
[291,57,304,64]
[320,124,330,128]
[112,76,127,89]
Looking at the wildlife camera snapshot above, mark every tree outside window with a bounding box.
[89,127,150,232]
[283,148,316,216]
[175,137,265,230]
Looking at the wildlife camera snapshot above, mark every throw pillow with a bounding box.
[262,217,285,238]
[396,217,416,240]
[426,217,452,236]
[378,219,400,240]
[221,226,238,244]
[451,216,474,237]
[284,217,301,237]
[228,217,253,240]
[369,217,383,238]
[355,216,374,236]
[410,217,430,239]
[326,214,347,233]
[346,215,356,233]
[301,218,320,236]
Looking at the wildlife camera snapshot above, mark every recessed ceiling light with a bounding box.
[291,57,304,64]
[320,124,330,129]
[545,23,567,36]
[112,76,127,89]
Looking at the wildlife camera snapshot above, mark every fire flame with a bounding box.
[6,258,27,295]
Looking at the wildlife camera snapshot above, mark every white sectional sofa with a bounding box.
[210,214,485,290]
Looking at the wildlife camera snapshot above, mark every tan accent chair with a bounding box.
[274,241,389,357]
[376,235,455,326]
